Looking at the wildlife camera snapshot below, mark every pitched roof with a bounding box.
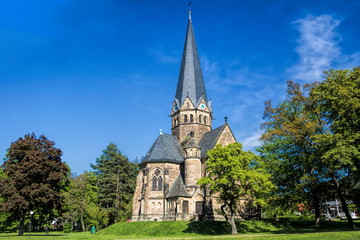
[166,174,191,199]
[175,18,207,107]
[142,134,184,164]
[199,124,226,158]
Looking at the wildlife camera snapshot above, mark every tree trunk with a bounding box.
[313,193,321,227]
[332,174,355,228]
[229,203,238,235]
[18,213,25,236]
[115,170,120,224]
[80,209,85,231]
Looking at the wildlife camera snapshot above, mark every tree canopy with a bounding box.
[198,142,274,234]
[91,143,137,224]
[259,67,360,228]
[0,134,69,235]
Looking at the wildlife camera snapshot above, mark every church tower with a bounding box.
[131,8,237,222]
[171,12,212,145]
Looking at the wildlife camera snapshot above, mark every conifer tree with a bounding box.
[91,143,137,224]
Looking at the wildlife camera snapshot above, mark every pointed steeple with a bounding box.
[175,15,207,107]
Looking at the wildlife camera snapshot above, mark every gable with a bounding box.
[199,124,237,158]
[215,124,236,146]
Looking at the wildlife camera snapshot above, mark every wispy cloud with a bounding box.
[200,55,284,151]
[241,131,262,150]
[147,48,179,64]
[289,14,360,82]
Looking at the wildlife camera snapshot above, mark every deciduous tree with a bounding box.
[198,143,274,234]
[0,134,69,235]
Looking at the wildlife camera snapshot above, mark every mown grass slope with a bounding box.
[96,219,360,237]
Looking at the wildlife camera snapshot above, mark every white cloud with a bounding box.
[240,131,262,150]
[148,48,179,64]
[289,14,341,82]
[289,14,360,82]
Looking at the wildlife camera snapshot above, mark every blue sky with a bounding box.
[1,0,359,174]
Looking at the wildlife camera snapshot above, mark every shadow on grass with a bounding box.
[183,219,360,236]
[0,233,66,238]
[183,221,231,235]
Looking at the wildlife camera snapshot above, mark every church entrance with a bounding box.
[183,201,189,214]
[195,201,203,215]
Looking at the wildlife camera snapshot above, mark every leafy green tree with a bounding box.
[259,81,330,226]
[86,203,109,230]
[0,134,69,235]
[198,143,274,234]
[62,172,98,231]
[260,67,360,228]
[310,67,360,228]
[91,143,137,224]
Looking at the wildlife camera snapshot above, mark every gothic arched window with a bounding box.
[190,114,194,122]
[184,115,188,123]
[152,169,163,191]
[204,116,207,125]
[152,176,157,191]
[158,176,163,191]
[190,131,194,138]
[199,115,202,123]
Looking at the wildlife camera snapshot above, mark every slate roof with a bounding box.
[199,124,226,158]
[142,134,184,164]
[175,18,208,107]
[166,174,191,199]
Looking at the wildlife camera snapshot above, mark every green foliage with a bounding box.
[0,133,70,235]
[91,143,137,224]
[62,172,99,231]
[199,143,274,206]
[258,81,331,224]
[63,222,72,233]
[198,143,274,234]
[311,67,360,189]
[86,203,109,230]
[259,67,360,228]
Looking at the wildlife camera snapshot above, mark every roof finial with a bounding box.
[188,1,192,20]
[159,129,163,135]
[224,116,228,123]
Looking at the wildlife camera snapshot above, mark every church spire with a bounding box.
[175,13,207,107]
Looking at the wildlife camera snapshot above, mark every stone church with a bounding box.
[131,12,236,221]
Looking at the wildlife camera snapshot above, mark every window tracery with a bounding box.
[151,169,163,191]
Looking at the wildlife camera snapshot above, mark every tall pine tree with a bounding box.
[91,143,137,224]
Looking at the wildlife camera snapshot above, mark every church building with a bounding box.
[131,11,236,221]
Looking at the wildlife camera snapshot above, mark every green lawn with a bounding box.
[1,231,360,240]
[1,220,360,240]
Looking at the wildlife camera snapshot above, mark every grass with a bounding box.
[1,220,360,239]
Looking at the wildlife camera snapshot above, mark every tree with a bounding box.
[259,81,330,226]
[0,134,69,235]
[260,67,360,228]
[310,67,360,228]
[198,143,274,234]
[62,172,98,231]
[91,143,137,224]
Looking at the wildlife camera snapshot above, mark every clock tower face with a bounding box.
[199,103,205,110]
[173,104,179,111]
